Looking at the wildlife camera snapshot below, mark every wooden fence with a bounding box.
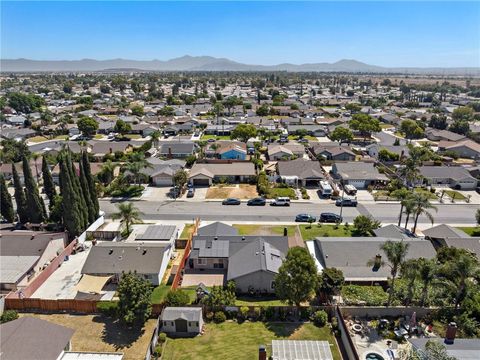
[5,298,98,313]
[171,218,200,290]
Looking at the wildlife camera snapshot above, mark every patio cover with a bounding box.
[75,274,112,294]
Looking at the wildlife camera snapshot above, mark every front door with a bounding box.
[175,319,188,333]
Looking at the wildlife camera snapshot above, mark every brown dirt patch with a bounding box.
[206,184,258,199]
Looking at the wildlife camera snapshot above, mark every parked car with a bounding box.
[247,197,266,206]
[222,198,241,205]
[335,197,358,207]
[319,212,342,223]
[295,214,316,222]
[207,138,216,142]
[270,197,291,206]
[187,188,195,198]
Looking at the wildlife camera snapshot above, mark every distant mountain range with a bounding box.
[1,55,479,75]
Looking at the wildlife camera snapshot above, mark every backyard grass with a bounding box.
[380,123,395,129]
[180,223,195,239]
[151,285,198,304]
[20,313,156,360]
[201,134,232,141]
[300,224,356,241]
[456,227,480,236]
[266,187,297,199]
[442,189,467,201]
[235,296,285,306]
[162,321,341,360]
[27,135,48,143]
[206,184,258,199]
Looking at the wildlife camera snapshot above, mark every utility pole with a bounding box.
[339,180,345,221]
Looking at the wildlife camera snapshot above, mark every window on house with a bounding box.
[271,281,276,290]
[197,258,206,265]
[213,262,224,269]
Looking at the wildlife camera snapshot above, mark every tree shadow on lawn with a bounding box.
[92,314,145,351]
[265,322,303,338]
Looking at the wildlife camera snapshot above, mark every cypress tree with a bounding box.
[68,152,88,229]
[22,156,46,223]
[41,155,56,203]
[12,163,27,223]
[59,151,83,238]
[79,159,96,224]
[0,174,15,223]
[81,151,99,218]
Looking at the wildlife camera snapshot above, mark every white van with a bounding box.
[270,197,291,206]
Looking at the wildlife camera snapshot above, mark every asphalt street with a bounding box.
[99,200,478,226]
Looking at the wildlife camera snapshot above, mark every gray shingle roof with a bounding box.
[277,158,324,180]
[0,317,75,360]
[422,224,469,239]
[189,163,255,177]
[419,166,476,182]
[197,222,239,237]
[409,338,480,360]
[161,307,202,322]
[333,162,388,181]
[373,225,416,239]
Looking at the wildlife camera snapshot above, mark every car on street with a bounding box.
[335,197,358,207]
[187,188,195,198]
[222,198,241,205]
[247,197,266,206]
[270,197,291,206]
[295,214,316,222]
[319,212,342,223]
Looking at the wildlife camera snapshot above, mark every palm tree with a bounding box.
[411,192,438,233]
[99,160,117,185]
[123,153,151,186]
[403,196,416,230]
[391,188,411,227]
[444,253,480,309]
[400,258,420,306]
[150,130,161,148]
[418,258,438,307]
[112,202,143,236]
[30,152,41,182]
[369,240,410,306]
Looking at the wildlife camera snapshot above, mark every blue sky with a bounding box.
[1,1,479,67]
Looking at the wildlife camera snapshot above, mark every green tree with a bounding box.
[165,289,190,306]
[443,252,480,309]
[318,267,344,301]
[349,114,381,142]
[256,104,270,116]
[476,209,480,226]
[329,127,353,144]
[391,188,411,227]
[77,116,99,137]
[345,103,362,113]
[369,241,410,306]
[173,169,188,188]
[78,159,96,224]
[114,119,132,136]
[131,105,144,116]
[81,151,99,219]
[201,281,236,307]
[0,174,15,222]
[410,192,437,233]
[400,258,421,306]
[22,156,46,223]
[449,120,470,136]
[117,272,152,326]
[400,119,424,141]
[353,215,381,236]
[123,153,150,186]
[98,160,117,185]
[112,202,143,235]
[418,258,438,307]
[452,106,474,122]
[12,163,27,223]
[7,92,45,113]
[428,114,448,130]
[41,155,56,203]
[275,247,319,307]
[230,123,257,143]
[378,149,400,162]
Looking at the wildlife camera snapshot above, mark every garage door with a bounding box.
[349,180,367,189]
[193,178,211,186]
[154,177,172,186]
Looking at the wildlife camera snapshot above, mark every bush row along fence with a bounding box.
[171,218,200,290]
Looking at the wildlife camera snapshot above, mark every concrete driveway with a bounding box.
[141,186,173,201]
[181,273,225,287]
[181,186,208,201]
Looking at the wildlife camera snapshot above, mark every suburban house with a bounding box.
[408,337,480,360]
[0,317,124,360]
[158,141,197,159]
[1,127,36,140]
[425,128,466,142]
[204,124,236,136]
[188,223,289,293]
[205,141,247,160]
[267,143,305,160]
[135,224,178,253]
[418,166,478,190]
[373,224,416,240]
[422,224,470,242]
[81,242,170,285]
[188,162,256,186]
[0,317,75,360]
[331,162,389,189]
[311,144,356,161]
[437,139,480,159]
[306,237,436,284]
[89,141,134,159]
[0,230,67,294]
[142,158,185,186]
[160,307,204,337]
[366,144,409,161]
[277,158,324,187]
[0,160,41,184]
[287,124,327,137]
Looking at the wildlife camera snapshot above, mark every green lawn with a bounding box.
[162,321,341,360]
[457,227,480,236]
[266,187,297,199]
[380,123,395,129]
[300,224,356,241]
[235,296,285,306]
[443,190,467,201]
[27,135,48,143]
[287,135,318,142]
[151,285,198,304]
[414,188,438,200]
[201,134,232,141]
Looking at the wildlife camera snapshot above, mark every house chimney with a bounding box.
[214,236,218,241]
[168,147,172,159]
[445,322,457,344]
[374,254,382,269]
[258,345,267,360]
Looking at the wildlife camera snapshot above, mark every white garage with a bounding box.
[151,171,174,187]
[347,179,368,189]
